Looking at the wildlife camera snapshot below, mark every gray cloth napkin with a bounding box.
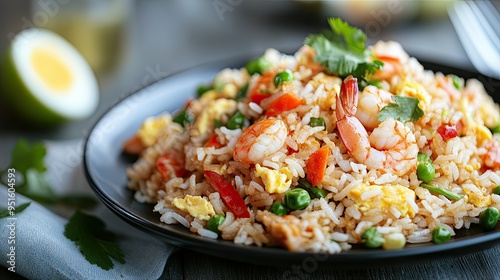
[0,139,175,279]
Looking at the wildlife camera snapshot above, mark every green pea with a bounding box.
[227,111,245,130]
[269,202,287,216]
[285,188,311,210]
[245,57,271,75]
[308,117,325,128]
[493,186,500,195]
[298,178,327,198]
[490,123,500,134]
[361,227,384,248]
[236,83,249,101]
[196,84,212,98]
[207,214,225,234]
[173,110,194,127]
[274,69,295,86]
[432,226,451,244]
[479,207,500,231]
[417,162,435,183]
[451,75,464,90]
[417,152,432,164]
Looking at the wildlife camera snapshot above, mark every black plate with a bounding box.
[83,53,500,268]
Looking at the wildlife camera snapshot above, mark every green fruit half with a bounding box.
[0,28,99,126]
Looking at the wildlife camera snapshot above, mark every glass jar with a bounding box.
[30,0,133,77]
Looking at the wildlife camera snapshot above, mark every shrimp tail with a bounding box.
[336,75,368,154]
[336,75,358,120]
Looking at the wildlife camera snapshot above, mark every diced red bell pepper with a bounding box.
[437,121,463,141]
[204,170,250,218]
[205,134,223,149]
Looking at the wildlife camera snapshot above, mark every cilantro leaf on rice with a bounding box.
[304,17,384,79]
[378,96,424,123]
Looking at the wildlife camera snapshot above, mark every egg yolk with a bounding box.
[31,47,73,92]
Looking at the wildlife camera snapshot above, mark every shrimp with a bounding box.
[483,138,500,169]
[370,41,409,81]
[156,150,186,178]
[336,76,418,176]
[234,118,288,164]
[355,85,393,130]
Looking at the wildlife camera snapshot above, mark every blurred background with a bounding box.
[0,0,485,141]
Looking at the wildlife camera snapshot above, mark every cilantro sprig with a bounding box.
[0,202,31,219]
[0,139,96,209]
[305,17,384,79]
[378,96,424,123]
[65,210,125,270]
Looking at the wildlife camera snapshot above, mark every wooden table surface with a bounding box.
[1,1,499,279]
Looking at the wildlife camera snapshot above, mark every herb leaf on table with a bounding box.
[0,139,96,209]
[64,209,126,270]
[0,202,31,219]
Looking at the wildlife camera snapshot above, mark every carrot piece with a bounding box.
[265,93,303,117]
[306,146,330,186]
[248,71,275,104]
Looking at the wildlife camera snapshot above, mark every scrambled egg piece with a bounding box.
[254,164,293,194]
[193,98,237,136]
[460,97,492,142]
[348,183,416,218]
[172,195,215,220]
[397,79,431,111]
[137,114,170,147]
[463,188,491,208]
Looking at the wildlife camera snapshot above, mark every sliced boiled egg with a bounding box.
[0,28,99,126]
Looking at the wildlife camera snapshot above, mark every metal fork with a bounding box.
[448,0,500,79]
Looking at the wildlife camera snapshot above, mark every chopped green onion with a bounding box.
[420,183,463,201]
[213,79,225,91]
[417,152,432,164]
[236,83,249,101]
[173,110,194,127]
[274,70,295,86]
[360,79,383,90]
[416,153,435,183]
[417,162,435,184]
[490,123,500,134]
[214,119,223,129]
[298,178,327,198]
[245,57,271,75]
[432,226,451,244]
[361,227,384,248]
[207,214,225,234]
[196,84,212,98]
[227,111,245,130]
[493,186,500,195]
[479,207,500,231]
[269,202,287,216]
[451,75,464,90]
[308,117,326,128]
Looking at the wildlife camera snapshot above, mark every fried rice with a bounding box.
[124,39,500,253]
